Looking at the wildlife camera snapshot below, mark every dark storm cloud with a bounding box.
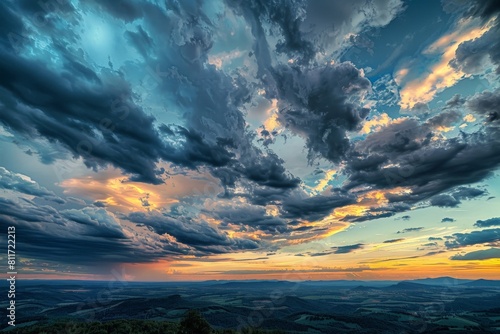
[430,187,485,207]
[452,23,500,74]
[0,0,300,194]
[301,0,405,61]
[0,197,176,265]
[430,194,461,207]
[450,248,500,260]
[445,228,500,248]
[125,211,259,253]
[429,237,443,241]
[236,185,296,208]
[228,0,404,70]
[0,175,258,267]
[475,217,500,228]
[227,0,403,169]
[280,191,356,221]
[225,0,314,64]
[441,217,456,223]
[1,30,258,184]
[449,0,500,74]
[425,110,462,129]
[209,204,289,233]
[127,0,300,193]
[0,18,170,183]
[273,62,371,163]
[344,107,500,208]
[452,186,486,200]
[0,42,215,184]
[342,202,412,223]
[467,88,500,123]
[164,126,235,169]
[237,148,301,189]
[465,0,500,19]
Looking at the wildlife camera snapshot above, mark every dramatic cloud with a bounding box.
[474,217,500,228]
[467,89,500,123]
[450,248,500,261]
[0,0,300,193]
[209,203,289,234]
[344,110,500,209]
[0,0,500,279]
[445,228,500,248]
[0,44,168,184]
[125,211,260,254]
[430,195,461,208]
[273,62,371,163]
[450,0,500,74]
[301,0,404,58]
[441,217,456,223]
[280,190,356,221]
[0,167,63,203]
[0,197,171,266]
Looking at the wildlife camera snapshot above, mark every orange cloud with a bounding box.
[399,19,493,109]
[262,98,280,131]
[61,167,220,212]
[333,187,410,220]
[313,169,337,193]
[361,113,392,134]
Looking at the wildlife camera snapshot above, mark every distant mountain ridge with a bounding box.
[15,277,500,288]
[407,276,473,286]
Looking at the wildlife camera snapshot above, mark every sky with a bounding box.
[0,0,499,281]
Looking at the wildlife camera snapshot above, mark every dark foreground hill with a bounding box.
[4,318,285,334]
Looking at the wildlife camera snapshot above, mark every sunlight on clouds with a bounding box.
[434,125,455,133]
[361,113,391,134]
[265,204,280,217]
[463,114,476,123]
[262,98,281,131]
[313,169,337,193]
[399,19,493,109]
[333,188,410,220]
[460,113,477,128]
[61,167,218,212]
[62,175,176,211]
[286,219,349,245]
[394,68,409,85]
